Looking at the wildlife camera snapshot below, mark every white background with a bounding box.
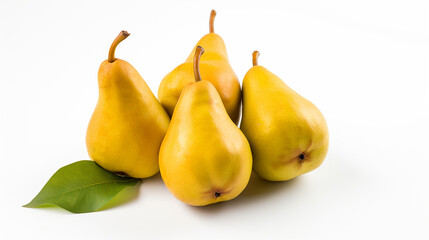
[0,0,428,239]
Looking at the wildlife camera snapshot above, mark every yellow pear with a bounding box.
[158,10,241,124]
[86,31,170,178]
[159,46,252,206]
[240,51,329,181]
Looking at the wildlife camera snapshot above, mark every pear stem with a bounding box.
[209,10,216,33]
[108,30,130,63]
[193,46,205,82]
[252,51,260,66]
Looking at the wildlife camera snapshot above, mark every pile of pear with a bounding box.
[86,10,329,206]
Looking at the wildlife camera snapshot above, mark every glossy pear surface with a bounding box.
[241,64,329,181]
[86,58,170,178]
[159,81,252,206]
[158,13,241,124]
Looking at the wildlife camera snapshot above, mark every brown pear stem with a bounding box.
[193,46,205,82]
[108,30,130,63]
[252,51,260,66]
[209,10,216,33]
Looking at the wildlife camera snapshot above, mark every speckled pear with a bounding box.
[158,10,241,124]
[86,31,170,178]
[159,47,252,206]
[240,51,329,181]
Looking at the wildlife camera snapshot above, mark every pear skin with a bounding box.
[86,31,170,178]
[158,10,241,124]
[240,51,329,181]
[159,47,252,206]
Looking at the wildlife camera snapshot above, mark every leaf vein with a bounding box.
[30,179,136,205]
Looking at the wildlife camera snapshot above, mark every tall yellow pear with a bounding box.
[241,51,329,181]
[158,10,241,124]
[159,47,252,206]
[86,31,170,178]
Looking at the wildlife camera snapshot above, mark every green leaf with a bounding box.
[24,160,140,213]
